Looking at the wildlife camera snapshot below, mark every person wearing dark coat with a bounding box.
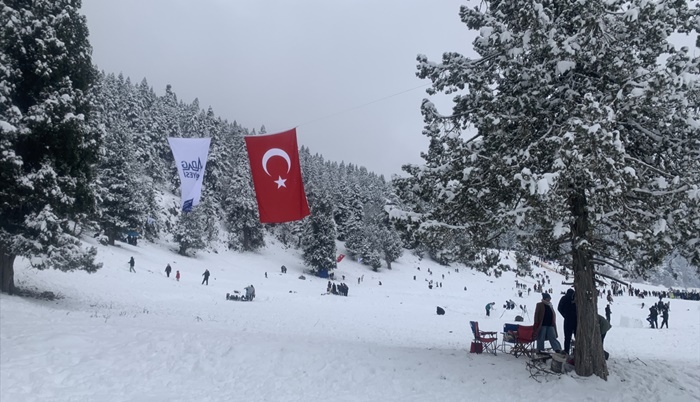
[557,288,577,355]
[648,306,658,328]
[128,257,135,273]
[605,304,612,323]
[598,314,611,360]
[165,264,172,278]
[660,306,669,329]
[202,269,210,285]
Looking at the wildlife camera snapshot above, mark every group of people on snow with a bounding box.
[647,298,670,329]
[327,281,349,296]
[164,263,180,281]
[225,285,255,301]
[537,291,612,359]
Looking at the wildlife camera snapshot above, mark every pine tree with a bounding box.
[406,0,699,379]
[0,0,102,294]
[377,224,403,270]
[302,193,337,273]
[95,125,147,245]
[172,208,207,256]
[515,251,533,276]
[224,171,264,252]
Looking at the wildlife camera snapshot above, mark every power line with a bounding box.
[294,83,431,129]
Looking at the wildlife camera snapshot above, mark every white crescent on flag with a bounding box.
[262,148,291,176]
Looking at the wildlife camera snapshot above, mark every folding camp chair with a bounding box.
[500,323,519,353]
[470,321,498,355]
[510,324,536,358]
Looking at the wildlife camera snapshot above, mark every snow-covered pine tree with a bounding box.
[377,224,403,270]
[95,124,148,245]
[301,191,337,274]
[0,0,102,294]
[223,138,265,252]
[172,208,208,256]
[515,251,533,276]
[406,0,699,379]
[133,78,168,181]
[345,227,375,268]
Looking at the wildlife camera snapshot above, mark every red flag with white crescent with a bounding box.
[245,128,310,223]
[336,254,345,263]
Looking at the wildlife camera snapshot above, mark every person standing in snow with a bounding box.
[485,302,496,317]
[557,288,577,355]
[598,314,611,360]
[648,305,658,328]
[202,269,210,285]
[660,305,669,329]
[534,293,563,354]
[165,264,172,278]
[244,285,255,301]
[176,270,180,282]
[605,304,612,324]
[128,256,135,273]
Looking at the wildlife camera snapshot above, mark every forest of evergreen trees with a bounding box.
[91,72,413,274]
[1,1,696,301]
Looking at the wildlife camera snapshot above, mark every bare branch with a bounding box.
[623,155,674,179]
[593,270,630,287]
[590,257,629,273]
[631,185,690,197]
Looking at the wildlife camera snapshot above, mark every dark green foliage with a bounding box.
[515,252,533,275]
[173,208,208,256]
[302,193,337,273]
[402,0,699,379]
[0,0,102,293]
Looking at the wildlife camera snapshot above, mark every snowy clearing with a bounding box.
[2,238,699,402]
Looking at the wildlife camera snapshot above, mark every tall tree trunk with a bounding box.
[107,227,117,246]
[570,188,608,379]
[243,228,251,251]
[0,251,17,295]
[178,244,188,256]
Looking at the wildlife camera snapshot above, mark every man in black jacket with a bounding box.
[557,288,577,355]
[202,269,210,285]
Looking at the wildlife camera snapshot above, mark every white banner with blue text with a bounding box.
[167,137,211,212]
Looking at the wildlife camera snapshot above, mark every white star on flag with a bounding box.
[274,176,287,188]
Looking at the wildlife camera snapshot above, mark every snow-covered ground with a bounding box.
[2,237,699,402]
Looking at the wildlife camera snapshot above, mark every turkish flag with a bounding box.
[245,128,310,223]
[336,254,345,263]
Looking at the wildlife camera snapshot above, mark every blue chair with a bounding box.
[501,323,519,353]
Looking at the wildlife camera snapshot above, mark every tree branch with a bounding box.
[593,270,629,287]
[590,256,629,271]
[623,155,674,179]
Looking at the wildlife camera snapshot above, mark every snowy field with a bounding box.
[2,237,699,402]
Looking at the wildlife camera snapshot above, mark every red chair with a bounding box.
[470,321,498,355]
[511,325,536,358]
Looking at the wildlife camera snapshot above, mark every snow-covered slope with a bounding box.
[2,237,699,402]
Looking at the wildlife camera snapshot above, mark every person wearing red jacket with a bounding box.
[176,270,181,282]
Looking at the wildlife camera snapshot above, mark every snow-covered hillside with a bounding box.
[2,238,699,402]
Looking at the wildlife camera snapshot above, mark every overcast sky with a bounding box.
[80,1,697,179]
[80,0,477,178]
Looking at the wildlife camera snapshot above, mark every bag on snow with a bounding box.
[470,342,483,354]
